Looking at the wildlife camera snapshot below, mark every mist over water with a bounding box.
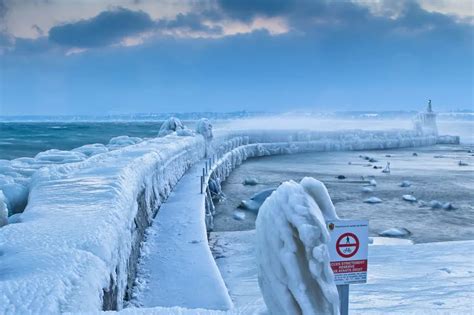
[0,117,472,160]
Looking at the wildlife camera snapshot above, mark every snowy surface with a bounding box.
[255,178,339,314]
[211,230,474,315]
[131,159,232,310]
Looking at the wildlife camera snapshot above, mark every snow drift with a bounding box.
[255,177,340,315]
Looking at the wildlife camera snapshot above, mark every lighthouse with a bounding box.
[413,100,438,136]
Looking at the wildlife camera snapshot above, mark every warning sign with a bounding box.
[327,219,368,285]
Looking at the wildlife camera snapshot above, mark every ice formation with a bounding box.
[379,228,412,238]
[0,191,8,227]
[232,211,246,221]
[364,197,382,204]
[402,195,417,202]
[256,177,340,315]
[400,180,411,187]
[362,187,374,193]
[238,189,275,213]
[243,178,258,185]
[196,118,214,141]
[158,117,186,137]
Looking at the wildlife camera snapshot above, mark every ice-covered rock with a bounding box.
[429,200,443,209]
[364,196,382,204]
[250,188,275,204]
[233,211,246,221]
[362,186,374,193]
[243,178,258,186]
[158,117,185,137]
[400,180,411,187]
[238,199,261,212]
[0,191,8,227]
[256,177,340,315]
[402,194,417,202]
[442,202,457,211]
[196,118,214,141]
[379,227,411,238]
[238,189,276,213]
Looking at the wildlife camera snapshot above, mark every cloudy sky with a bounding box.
[0,0,472,115]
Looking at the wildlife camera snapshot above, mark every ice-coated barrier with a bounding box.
[0,135,206,313]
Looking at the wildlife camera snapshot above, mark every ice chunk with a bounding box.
[233,211,246,221]
[256,178,339,315]
[362,187,373,193]
[250,188,275,203]
[400,180,411,187]
[238,189,275,213]
[429,200,443,209]
[379,227,411,238]
[158,117,185,137]
[364,196,382,204]
[196,118,214,141]
[238,199,261,213]
[0,191,8,227]
[442,202,457,211]
[402,195,417,202]
[243,178,258,186]
[369,237,414,245]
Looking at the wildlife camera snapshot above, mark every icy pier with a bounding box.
[131,158,232,310]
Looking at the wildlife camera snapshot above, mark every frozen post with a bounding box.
[337,285,349,315]
[200,175,203,194]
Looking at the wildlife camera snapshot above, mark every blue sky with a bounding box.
[0,0,472,115]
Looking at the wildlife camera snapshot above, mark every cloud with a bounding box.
[217,0,295,20]
[49,7,155,47]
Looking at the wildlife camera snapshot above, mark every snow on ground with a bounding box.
[130,159,232,310]
[210,230,474,315]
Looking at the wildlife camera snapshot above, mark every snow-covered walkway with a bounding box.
[132,159,232,310]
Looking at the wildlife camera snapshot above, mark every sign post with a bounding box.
[327,219,369,315]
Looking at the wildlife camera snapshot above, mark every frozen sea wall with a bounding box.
[0,135,206,313]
